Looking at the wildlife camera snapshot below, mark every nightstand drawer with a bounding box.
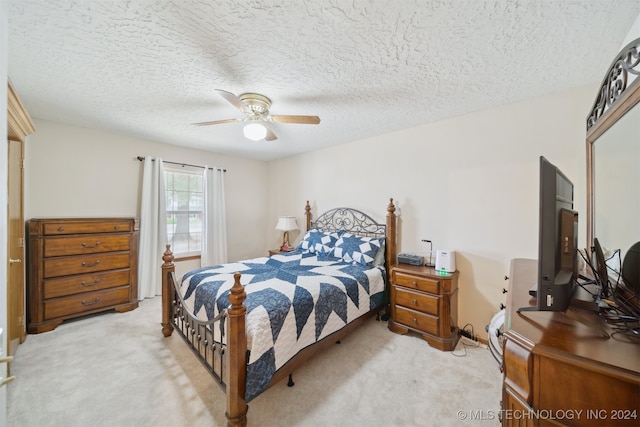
[393,271,440,294]
[394,286,439,316]
[394,306,439,335]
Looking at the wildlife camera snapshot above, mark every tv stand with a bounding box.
[501,259,639,427]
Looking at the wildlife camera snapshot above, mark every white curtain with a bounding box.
[201,166,227,266]
[138,157,167,299]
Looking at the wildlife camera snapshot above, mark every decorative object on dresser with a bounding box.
[27,218,140,333]
[388,264,459,351]
[397,253,424,266]
[421,239,435,267]
[435,249,456,273]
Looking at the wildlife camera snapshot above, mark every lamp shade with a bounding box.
[275,216,298,231]
[243,123,267,141]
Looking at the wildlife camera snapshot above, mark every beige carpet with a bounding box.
[8,297,502,427]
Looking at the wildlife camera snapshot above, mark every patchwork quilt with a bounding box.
[179,250,386,401]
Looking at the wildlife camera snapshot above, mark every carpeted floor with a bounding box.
[8,297,502,427]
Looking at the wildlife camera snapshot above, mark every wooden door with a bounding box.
[7,80,35,360]
[7,138,25,355]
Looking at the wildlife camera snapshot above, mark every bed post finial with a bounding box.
[228,272,247,308]
[226,272,248,427]
[305,200,312,231]
[161,244,175,337]
[162,244,174,266]
[386,198,397,270]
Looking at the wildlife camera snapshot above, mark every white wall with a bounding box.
[268,85,596,334]
[24,120,270,263]
[622,13,640,46]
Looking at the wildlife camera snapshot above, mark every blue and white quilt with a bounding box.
[179,250,386,401]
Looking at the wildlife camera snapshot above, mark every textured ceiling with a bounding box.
[8,0,640,161]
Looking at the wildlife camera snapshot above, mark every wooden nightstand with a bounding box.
[388,264,459,351]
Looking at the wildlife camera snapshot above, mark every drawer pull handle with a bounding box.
[412,299,418,305]
[81,279,101,287]
[114,225,120,230]
[57,226,65,232]
[81,297,101,306]
[412,318,418,324]
[82,242,101,248]
[412,281,418,287]
[81,260,101,267]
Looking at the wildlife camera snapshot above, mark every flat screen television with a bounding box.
[519,156,578,312]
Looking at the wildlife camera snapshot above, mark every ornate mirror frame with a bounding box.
[585,37,640,250]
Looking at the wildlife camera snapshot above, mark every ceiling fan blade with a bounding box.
[270,115,321,124]
[192,118,241,126]
[215,89,251,114]
[264,124,278,141]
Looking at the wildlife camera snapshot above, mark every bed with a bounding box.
[160,199,397,426]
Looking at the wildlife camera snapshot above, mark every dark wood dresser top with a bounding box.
[505,258,640,379]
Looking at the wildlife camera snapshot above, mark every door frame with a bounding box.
[7,80,35,352]
[8,81,35,142]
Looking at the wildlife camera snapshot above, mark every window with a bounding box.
[164,167,203,256]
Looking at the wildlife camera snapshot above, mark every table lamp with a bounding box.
[275,216,298,251]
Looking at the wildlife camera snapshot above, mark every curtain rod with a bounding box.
[136,156,226,172]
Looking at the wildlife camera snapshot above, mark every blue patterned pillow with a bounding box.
[296,229,340,254]
[333,233,384,266]
[316,245,341,261]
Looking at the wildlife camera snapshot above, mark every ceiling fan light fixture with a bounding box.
[195,90,318,142]
[243,123,267,141]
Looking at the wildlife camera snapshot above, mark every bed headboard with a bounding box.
[303,199,397,272]
[308,206,386,238]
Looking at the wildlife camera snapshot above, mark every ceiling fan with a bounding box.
[193,89,321,141]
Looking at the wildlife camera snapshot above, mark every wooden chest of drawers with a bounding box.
[388,264,459,351]
[27,218,140,333]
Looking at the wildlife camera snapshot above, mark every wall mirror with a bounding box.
[586,37,639,292]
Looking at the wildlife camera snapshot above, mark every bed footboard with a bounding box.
[160,244,248,427]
